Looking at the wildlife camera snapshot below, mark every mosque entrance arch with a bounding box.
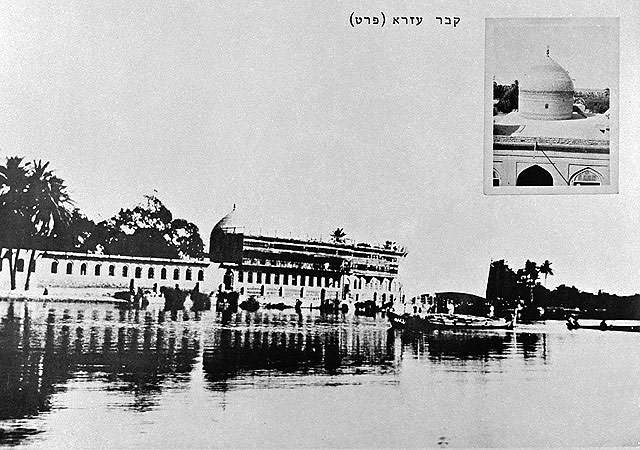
[516,165,553,186]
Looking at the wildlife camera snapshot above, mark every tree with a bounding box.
[23,160,73,290]
[0,157,31,290]
[90,195,204,259]
[539,260,554,286]
[331,228,346,244]
[0,157,73,290]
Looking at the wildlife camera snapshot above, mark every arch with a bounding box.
[198,269,204,282]
[161,267,167,279]
[570,167,602,186]
[516,165,553,186]
[29,260,36,273]
[51,261,58,274]
[122,266,128,277]
[108,264,115,276]
[148,267,155,279]
[16,259,25,272]
[134,267,142,279]
[173,268,180,280]
[94,264,101,276]
[493,169,501,187]
[186,268,192,281]
[80,263,87,275]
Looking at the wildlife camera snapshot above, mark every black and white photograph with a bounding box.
[1,1,640,449]
[485,17,619,193]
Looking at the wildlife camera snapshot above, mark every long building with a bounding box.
[209,208,407,308]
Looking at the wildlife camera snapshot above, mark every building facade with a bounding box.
[209,208,407,307]
[0,249,213,298]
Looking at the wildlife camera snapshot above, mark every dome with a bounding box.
[519,51,575,121]
[521,54,574,93]
[213,206,244,234]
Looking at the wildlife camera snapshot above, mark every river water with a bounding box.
[0,300,639,449]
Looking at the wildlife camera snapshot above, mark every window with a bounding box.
[283,274,288,285]
[265,273,271,284]
[51,261,58,274]
[80,263,87,275]
[300,276,305,287]
[94,264,101,276]
[29,260,36,273]
[109,265,115,276]
[273,273,279,285]
[238,271,244,283]
[493,169,500,187]
[571,168,602,186]
[292,275,297,286]
[67,262,73,275]
[122,266,128,277]
[545,103,549,109]
[135,267,142,278]
[186,269,192,281]
[248,272,253,283]
[309,276,314,287]
[148,267,154,279]
[16,259,25,272]
[198,269,204,282]
[173,268,180,280]
[256,272,261,283]
[161,268,167,279]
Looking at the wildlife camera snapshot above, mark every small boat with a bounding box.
[425,314,514,330]
[387,311,514,332]
[566,320,640,332]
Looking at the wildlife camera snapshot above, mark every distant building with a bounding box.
[209,207,407,307]
[493,50,611,187]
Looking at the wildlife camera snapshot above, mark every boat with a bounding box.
[387,311,514,332]
[566,320,640,332]
[425,313,514,330]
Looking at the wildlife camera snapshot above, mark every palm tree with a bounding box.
[0,157,31,290]
[539,260,554,287]
[331,228,346,244]
[0,157,73,290]
[23,160,73,290]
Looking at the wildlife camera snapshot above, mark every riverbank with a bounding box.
[0,288,128,304]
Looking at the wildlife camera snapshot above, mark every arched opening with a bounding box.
[135,267,142,279]
[122,266,128,277]
[198,270,204,282]
[186,269,192,281]
[493,169,501,187]
[80,263,87,275]
[94,264,101,276]
[161,268,167,279]
[51,261,58,274]
[570,168,602,186]
[173,268,180,280]
[148,267,154,279]
[16,259,25,272]
[109,265,115,276]
[516,165,553,186]
[67,262,73,275]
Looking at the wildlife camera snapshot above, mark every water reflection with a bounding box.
[0,300,564,448]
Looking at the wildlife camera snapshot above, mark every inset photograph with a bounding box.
[485,17,619,193]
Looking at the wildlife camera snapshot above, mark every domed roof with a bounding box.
[213,205,244,233]
[521,53,574,93]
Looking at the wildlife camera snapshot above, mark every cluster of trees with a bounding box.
[485,259,553,312]
[487,259,640,319]
[493,80,519,114]
[1,156,204,290]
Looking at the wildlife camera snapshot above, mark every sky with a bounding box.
[1,1,639,298]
